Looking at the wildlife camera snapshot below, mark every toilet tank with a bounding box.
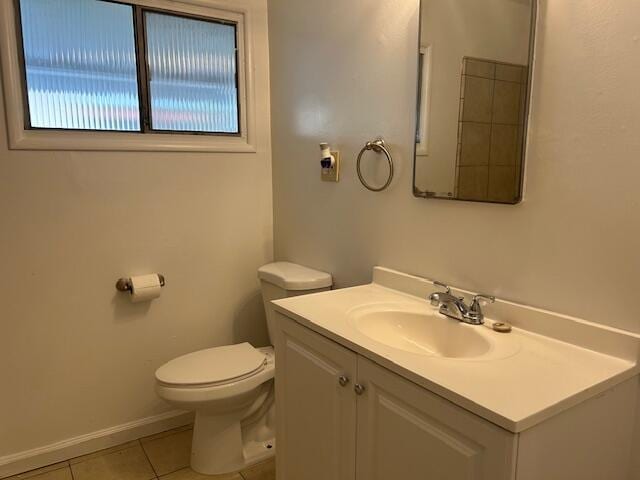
[258,262,332,345]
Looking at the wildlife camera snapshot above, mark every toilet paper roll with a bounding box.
[130,274,162,303]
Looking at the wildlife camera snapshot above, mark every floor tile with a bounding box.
[69,441,139,465]
[240,458,275,480]
[141,428,193,476]
[160,467,241,480]
[139,424,193,444]
[7,465,72,480]
[70,444,155,480]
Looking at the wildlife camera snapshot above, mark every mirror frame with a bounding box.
[412,0,538,204]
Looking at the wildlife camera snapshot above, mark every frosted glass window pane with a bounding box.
[19,0,140,131]
[145,13,239,133]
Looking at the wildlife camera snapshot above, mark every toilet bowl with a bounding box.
[155,262,332,475]
[156,345,276,474]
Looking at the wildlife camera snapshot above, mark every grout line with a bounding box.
[459,120,520,127]
[4,462,72,480]
[10,427,197,480]
[139,424,193,445]
[68,440,139,466]
[138,440,159,479]
[486,75,497,200]
[465,72,523,84]
[156,466,187,478]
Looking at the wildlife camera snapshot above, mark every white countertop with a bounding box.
[273,274,639,433]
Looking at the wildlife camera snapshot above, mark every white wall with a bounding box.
[268,0,640,476]
[633,387,640,478]
[416,0,532,193]
[0,0,272,461]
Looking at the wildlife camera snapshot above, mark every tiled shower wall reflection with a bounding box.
[455,57,527,203]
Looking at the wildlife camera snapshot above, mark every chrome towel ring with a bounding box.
[356,138,394,192]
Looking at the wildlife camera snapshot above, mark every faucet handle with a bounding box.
[429,281,452,307]
[470,294,495,311]
[432,281,451,295]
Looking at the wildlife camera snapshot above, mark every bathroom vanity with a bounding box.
[272,268,640,480]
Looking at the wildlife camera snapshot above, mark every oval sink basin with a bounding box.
[348,306,493,358]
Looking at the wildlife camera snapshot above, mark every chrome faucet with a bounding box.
[428,281,495,325]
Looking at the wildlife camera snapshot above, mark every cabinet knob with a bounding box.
[338,375,350,387]
[354,383,366,395]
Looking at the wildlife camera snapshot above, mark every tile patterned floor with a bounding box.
[8,426,275,480]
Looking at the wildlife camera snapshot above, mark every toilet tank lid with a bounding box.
[258,262,332,290]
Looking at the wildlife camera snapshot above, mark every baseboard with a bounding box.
[0,410,194,479]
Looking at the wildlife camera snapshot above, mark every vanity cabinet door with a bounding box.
[355,357,517,480]
[275,313,358,480]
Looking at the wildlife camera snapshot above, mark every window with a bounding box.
[16,0,239,135]
[145,12,238,133]
[18,0,139,131]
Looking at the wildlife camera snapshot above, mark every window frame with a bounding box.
[415,45,432,157]
[0,0,256,152]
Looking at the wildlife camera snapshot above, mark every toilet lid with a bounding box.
[155,343,267,386]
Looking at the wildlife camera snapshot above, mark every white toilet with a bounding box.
[155,262,332,475]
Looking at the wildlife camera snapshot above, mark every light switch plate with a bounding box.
[321,151,340,182]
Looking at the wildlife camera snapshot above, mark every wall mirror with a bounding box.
[413,0,536,204]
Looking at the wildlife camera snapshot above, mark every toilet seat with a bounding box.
[156,343,267,388]
[155,346,275,406]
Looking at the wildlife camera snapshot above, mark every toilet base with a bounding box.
[191,410,243,474]
[242,438,276,470]
[190,397,276,475]
[156,347,276,476]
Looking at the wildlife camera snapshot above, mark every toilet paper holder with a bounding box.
[115,274,165,293]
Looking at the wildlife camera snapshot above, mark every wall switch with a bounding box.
[321,151,340,182]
